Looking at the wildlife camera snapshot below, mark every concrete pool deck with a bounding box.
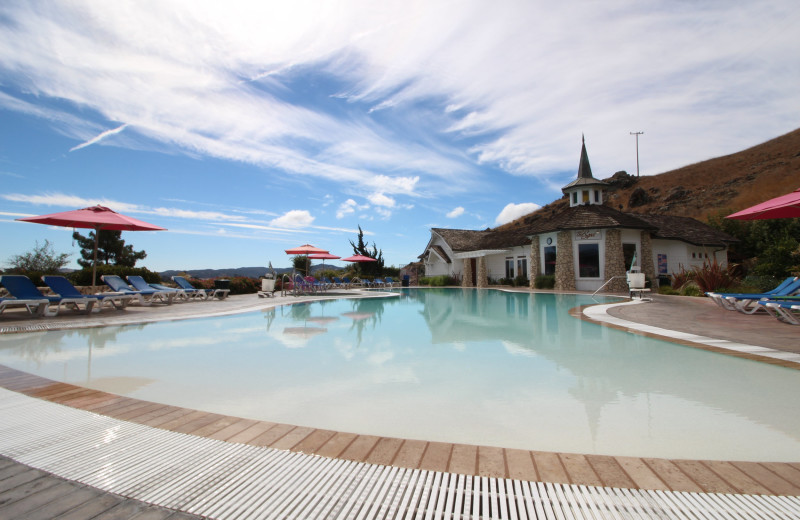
[1,289,799,519]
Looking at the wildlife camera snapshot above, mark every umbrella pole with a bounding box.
[92,227,99,291]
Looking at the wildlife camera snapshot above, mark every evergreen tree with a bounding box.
[72,230,147,268]
[349,225,385,277]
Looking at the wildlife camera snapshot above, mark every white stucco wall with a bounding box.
[423,234,459,277]
[651,239,728,277]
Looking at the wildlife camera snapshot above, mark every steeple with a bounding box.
[562,135,608,207]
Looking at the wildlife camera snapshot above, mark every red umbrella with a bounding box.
[308,252,340,272]
[285,244,329,276]
[341,254,377,262]
[16,205,166,288]
[726,188,800,220]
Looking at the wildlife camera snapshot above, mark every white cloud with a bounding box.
[270,209,315,228]
[69,123,128,152]
[0,0,797,196]
[446,206,464,218]
[368,192,395,208]
[495,202,540,226]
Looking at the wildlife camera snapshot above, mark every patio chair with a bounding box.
[0,275,97,316]
[706,277,800,314]
[384,277,397,287]
[0,297,50,317]
[626,272,651,300]
[127,275,186,302]
[757,299,800,325]
[42,275,134,310]
[172,276,229,300]
[102,275,174,306]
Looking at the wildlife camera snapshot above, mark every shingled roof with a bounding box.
[523,204,655,234]
[634,214,738,246]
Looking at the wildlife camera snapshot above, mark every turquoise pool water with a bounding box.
[1,288,798,461]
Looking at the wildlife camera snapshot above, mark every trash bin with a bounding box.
[214,279,230,290]
[401,275,410,287]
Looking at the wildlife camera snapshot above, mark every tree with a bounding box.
[349,225,385,277]
[72,230,147,268]
[5,239,71,273]
[292,255,311,276]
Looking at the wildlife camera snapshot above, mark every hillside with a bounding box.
[498,127,800,230]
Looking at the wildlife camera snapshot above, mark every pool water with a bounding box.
[1,288,798,461]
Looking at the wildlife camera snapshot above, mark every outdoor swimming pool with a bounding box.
[1,288,798,462]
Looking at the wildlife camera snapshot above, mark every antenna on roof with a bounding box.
[630,131,644,177]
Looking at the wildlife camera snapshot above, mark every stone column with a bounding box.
[529,235,540,289]
[477,257,488,288]
[603,229,628,292]
[640,231,658,289]
[462,258,473,287]
[555,231,575,291]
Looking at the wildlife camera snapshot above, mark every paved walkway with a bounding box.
[1,289,799,519]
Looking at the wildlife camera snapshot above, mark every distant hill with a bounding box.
[498,127,800,230]
[160,264,343,280]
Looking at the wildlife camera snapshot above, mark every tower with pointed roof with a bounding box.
[562,136,608,207]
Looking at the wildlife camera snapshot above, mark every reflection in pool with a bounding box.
[1,288,798,461]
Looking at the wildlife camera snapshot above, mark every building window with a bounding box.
[623,243,637,271]
[517,257,527,280]
[505,258,514,279]
[578,243,600,278]
[594,190,600,203]
[544,246,556,275]
[582,190,590,203]
[572,192,578,204]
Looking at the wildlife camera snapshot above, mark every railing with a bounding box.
[280,273,294,297]
[591,275,626,298]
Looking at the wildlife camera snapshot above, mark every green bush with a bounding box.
[513,275,529,287]
[679,282,703,297]
[68,265,162,286]
[192,276,259,295]
[419,275,457,286]
[534,275,555,289]
[658,285,679,295]
[740,275,782,293]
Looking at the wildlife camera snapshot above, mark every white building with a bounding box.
[421,138,736,291]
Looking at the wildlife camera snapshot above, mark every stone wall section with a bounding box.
[640,231,658,288]
[529,236,540,289]
[603,229,628,292]
[554,231,576,291]
[477,257,488,288]
[462,258,473,288]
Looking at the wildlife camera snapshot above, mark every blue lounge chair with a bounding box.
[0,275,96,316]
[706,277,800,314]
[42,275,133,310]
[102,275,173,305]
[384,277,397,288]
[0,297,49,317]
[127,275,184,303]
[172,276,229,300]
[758,299,800,325]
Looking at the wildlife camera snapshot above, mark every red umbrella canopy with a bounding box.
[307,253,340,260]
[16,205,166,231]
[284,244,329,255]
[726,188,800,220]
[341,254,377,262]
[16,205,166,288]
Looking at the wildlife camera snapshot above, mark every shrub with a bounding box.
[192,276,259,295]
[419,275,459,286]
[670,257,739,294]
[69,265,162,286]
[513,275,529,287]
[658,285,680,295]
[680,282,703,297]
[534,275,555,289]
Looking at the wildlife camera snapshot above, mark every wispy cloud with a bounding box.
[69,123,128,152]
[1,0,798,202]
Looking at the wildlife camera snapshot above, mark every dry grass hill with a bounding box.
[499,127,800,230]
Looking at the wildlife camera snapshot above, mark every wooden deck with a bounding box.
[2,365,799,498]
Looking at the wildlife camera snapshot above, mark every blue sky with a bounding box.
[1,1,799,272]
